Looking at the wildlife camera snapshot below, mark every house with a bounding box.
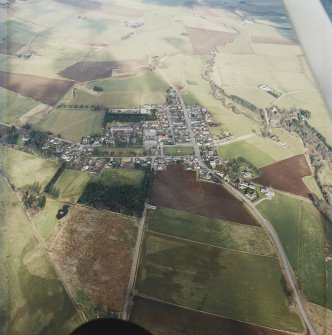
[245,188,257,201]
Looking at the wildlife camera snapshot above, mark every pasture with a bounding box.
[0,176,82,335]
[0,147,58,189]
[136,231,303,332]
[146,207,275,256]
[151,165,258,225]
[257,193,331,308]
[37,108,105,142]
[98,168,145,187]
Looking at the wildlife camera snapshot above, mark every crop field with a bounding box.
[163,146,194,156]
[130,296,291,335]
[0,71,74,106]
[49,205,138,317]
[54,169,93,202]
[62,71,169,108]
[151,165,257,225]
[146,207,275,256]
[257,193,331,309]
[254,155,312,199]
[0,176,82,335]
[0,87,39,124]
[0,147,58,189]
[135,231,303,332]
[58,60,148,82]
[37,108,105,142]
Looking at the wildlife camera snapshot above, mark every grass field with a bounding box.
[303,176,324,201]
[54,169,93,202]
[0,176,82,334]
[136,231,303,332]
[93,146,146,157]
[0,147,58,189]
[257,193,331,308]
[163,146,194,156]
[99,168,145,187]
[146,208,275,256]
[0,87,39,124]
[62,71,169,108]
[37,108,105,142]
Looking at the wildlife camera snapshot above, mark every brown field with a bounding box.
[151,165,257,226]
[0,40,24,55]
[0,71,74,106]
[49,205,138,313]
[54,0,144,18]
[130,296,291,335]
[185,27,236,55]
[254,154,312,198]
[251,35,298,45]
[58,60,147,82]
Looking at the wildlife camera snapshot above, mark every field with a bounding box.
[59,60,148,82]
[0,176,82,334]
[303,176,325,201]
[93,146,146,157]
[0,147,58,189]
[0,87,39,124]
[130,296,292,335]
[151,165,258,226]
[98,168,145,187]
[254,155,312,199]
[146,207,275,256]
[135,231,303,332]
[0,40,24,55]
[163,146,194,156]
[62,71,169,108]
[257,193,331,309]
[0,71,74,106]
[37,108,105,142]
[49,205,138,317]
[54,169,93,202]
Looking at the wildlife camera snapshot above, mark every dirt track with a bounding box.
[151,165,258,226]
[254,154,312,199]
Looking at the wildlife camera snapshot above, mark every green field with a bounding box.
[0,87,39,124]
[54,169,93,203]
[136,231,303,332]
[63,71,169,108]
[163,146,194,156]
[0,147,58,189]
[98,168,145,187]
[303,176,324,201]
[37,108,105,142]
[257,193,331,308]
[0,176,82,334]
[93,146,146,157]
[146,208,275,256]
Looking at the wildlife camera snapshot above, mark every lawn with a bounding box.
[163,146,194,156]
[54,169,93,202]
[146,207,275,256]
[0,176,82,335]
[0,87,39,124]
[63,71,169,108]
[257,193,331,309]
[136,231,303,332]
[0,147,58,189]
[37,108,105,142]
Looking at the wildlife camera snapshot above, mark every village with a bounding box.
[17,88,274,202]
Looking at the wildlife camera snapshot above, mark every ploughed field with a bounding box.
[58,60,147,82]
[0,71,74,106]
[130,296,292,335]
[254,154,312,198]
[151,165,257,226]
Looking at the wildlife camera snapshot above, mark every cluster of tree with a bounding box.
[0,125,19,144]
[22,181,46,209]
[25,128,49,149]
[298,109,311,119]
[93,86,103,92]
[266,91,280,99]
[103,110,157,125]
[44,162,66,197]
[227,157,259,177]
[228,95,261,113]
[78,169,152,217]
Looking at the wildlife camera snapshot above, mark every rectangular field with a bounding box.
[130,296,291,335]
[146,207,275,256]
[163,146,194,156]
[0,71,74,106]
[135,231,303,332]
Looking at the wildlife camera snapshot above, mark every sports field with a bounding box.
[146,208,275,256]
[163,146,194,156]
[37,108,105,142]
[0,147,58,189]
[0,177,82,335]
[136,231,303,332]
[257,193,331,309]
